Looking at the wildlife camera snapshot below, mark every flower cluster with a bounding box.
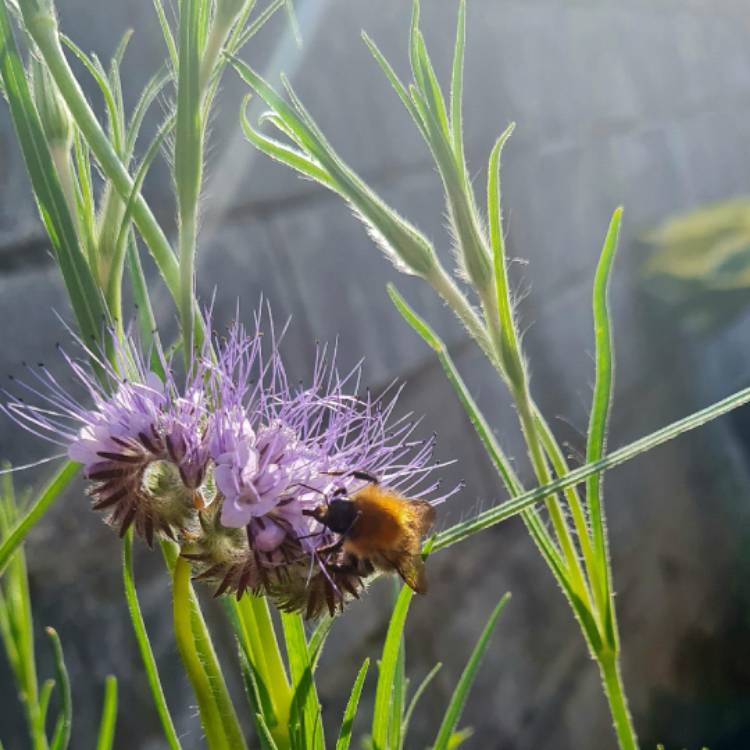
[3,312,454,617]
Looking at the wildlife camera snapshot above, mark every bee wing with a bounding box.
[408,499,436,537]
[396,553,429,595]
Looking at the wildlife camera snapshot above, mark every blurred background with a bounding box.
[2,0,750,747]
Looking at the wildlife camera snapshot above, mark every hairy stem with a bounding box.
[600,653,638,750]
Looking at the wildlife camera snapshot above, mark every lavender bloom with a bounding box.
[184,313,456,617]
[3,332,212,545]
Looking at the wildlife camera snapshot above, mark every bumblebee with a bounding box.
[304,471,436,594]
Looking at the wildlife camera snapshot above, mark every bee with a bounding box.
[303,471,437,595]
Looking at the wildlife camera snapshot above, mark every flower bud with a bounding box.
[29,56,72,148]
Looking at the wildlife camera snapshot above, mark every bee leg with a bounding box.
[324,469,380,485]
[328,555,373,579]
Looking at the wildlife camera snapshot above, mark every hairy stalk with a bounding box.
[600,654,638,750]
[178,211,198,355]
[173,557,231,750]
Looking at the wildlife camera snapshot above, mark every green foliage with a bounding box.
[0,0,743,749]
[335,658,369,750]
[0,462,79,578]
[0,1,107,350]
[1,473,117,750]
[432,593,510,750]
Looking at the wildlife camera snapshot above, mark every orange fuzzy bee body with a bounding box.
[306,482,436,594]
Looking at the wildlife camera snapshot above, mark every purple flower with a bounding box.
[186,312,457,617]
[3,331,212,545]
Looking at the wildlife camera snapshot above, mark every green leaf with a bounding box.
[229,0,286,58]
[239,98,335,188]
[487,122,517,352]
[308,612,334,673]
[586,208,622,639]
[449,0,466,168]
[283,0,302,46]
[223,598,278,730]
[0,5,108,347]
[0,462,80,578]
[122,531,182,750]
[254,712,281,750]
[372,584,413,750]
[60,35,123,156]
[39,678,56,729]
[153,0,179,70]
[281,612,324,750]
[361,31,427,140]
[47,628,72,750]
[125,66,172,162]
[402,662,441,741]
[390,628,405,750]
[335,658,369,750]
[432,593,510,750]
[95,676,118,750]
[234,643,278,750]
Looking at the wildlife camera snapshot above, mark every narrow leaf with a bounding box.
[95,676,118,750]
[372,584,413,750]
[432,593,510,750]
[586,209,623,564]
[449,0,466,166]
[0,462,79,577]
[361,31,427,140]
[335,658,369,750]
[153,0,179,70]
[47,628,72,750]
[402,662,442,740]
[308,612,334,672]
[281,612,324,750]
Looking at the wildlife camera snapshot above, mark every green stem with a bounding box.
[599,654,638,750]
[178,210,197,358]
[515,392,590,605]
[122,532,182,750]
[426,265,493,356]
[172,557,230,750]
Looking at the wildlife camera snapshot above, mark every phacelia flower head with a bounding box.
[182,312,457,617]
[4,308,458,618]
[3,330,213,546]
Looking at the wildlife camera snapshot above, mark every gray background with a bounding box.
[2,0,750,748]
